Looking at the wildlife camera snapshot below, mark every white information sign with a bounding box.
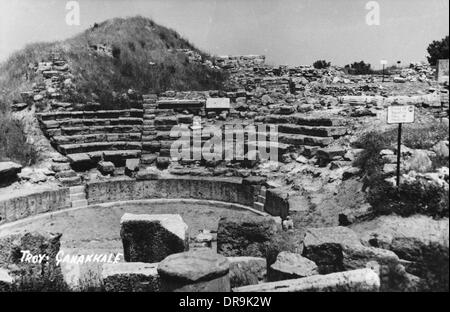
[206,98,231,110]
[387,105,415,124]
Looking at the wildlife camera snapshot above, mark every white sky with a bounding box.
[0,0,448,68]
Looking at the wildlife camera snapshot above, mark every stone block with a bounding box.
[102,262,160,292]
[228,256,266,288]
[217,215,279,257]
[158,249,230,292]
[233,268,380,292]
[268,251,318,281]
[120,213,189,263]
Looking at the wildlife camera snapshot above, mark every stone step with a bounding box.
[141,154,157,165]
[257,195,266,203]
[41,117,143,129]
[59,141,142,155]
[142,142,161,152]
[142,135,157,142]
[143,119,155,126]
[52,133,141,145]
[58,125,142,136]
[154,116,178,126]
[278,133,333,147]
[37,109,143,121]
[277,124,347,137]
[144,108,157,114]
[260,187,267,197]
[69,185,85,194]
[71,199,88,209]
[70,192,85,201]
[143,94,158,101]
[60,175,82,186]
[55,169,77,179]
[67,150,141,165]
[253,202,265,211]
[261,114,345,127]
[156,99,204,109]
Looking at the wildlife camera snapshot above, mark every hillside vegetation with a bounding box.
[0,16,227,112]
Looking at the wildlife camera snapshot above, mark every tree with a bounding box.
[313,60,331,69]
[345,61,372,75]
[427,35,449,66]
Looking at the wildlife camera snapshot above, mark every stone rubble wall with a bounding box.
[0,188,71,225]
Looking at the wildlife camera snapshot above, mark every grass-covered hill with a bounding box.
[0,16,227,112]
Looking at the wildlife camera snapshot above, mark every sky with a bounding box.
[0,0,448,68]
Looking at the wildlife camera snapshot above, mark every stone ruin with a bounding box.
[1,52,449,292]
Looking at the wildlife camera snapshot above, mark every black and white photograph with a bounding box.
[0,0,448,299]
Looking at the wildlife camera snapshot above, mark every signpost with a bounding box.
[387,105,415,188]
[380,60,387,82]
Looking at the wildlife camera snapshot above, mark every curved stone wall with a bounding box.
[0,176,260,225]
[86,176,257,207]
[0,188,71,225]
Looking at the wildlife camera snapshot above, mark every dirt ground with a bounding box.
[0,201,256,255]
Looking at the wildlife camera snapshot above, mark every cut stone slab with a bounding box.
[228,256,266,288]
[217,215,279,257]
[102,262,160,292]
[158,249,230,292]
[233,268,380,292]
[302,226,361,273]
[206,98,231,110]
[269,251,318,281]
[120,213,189,263]
[136,167,160,180]
[351,214,449,289]
[0,161,22,185]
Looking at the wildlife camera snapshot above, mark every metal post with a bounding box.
[382,64,385,82]
[396,123,402,188]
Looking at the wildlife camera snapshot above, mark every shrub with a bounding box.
[354,125,449,219]
[345,61,372,75]
[313,60,331,69]
[367,175,449,218]
[0,113,39,166]
[427,35,449,66]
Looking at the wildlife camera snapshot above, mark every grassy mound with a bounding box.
[0,16,227,111]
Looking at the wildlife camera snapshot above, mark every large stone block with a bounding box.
[120,213,189,263]
[233,268,380,292]
[102,262,160,292]
[217,215,279,257]
[268,251,318,281]
[228,256,266,288]
[158,249,230,292]
[264,188,289,218]
[0,161,22,186]
[302,226,361,273]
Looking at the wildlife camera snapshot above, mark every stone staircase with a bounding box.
[253,186,267,211]
[36,109,143,171]
[255,114,348,157]
[69,185,88,209]
[141,94,158,167]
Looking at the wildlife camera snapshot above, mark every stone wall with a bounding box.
[86,176,256,207]
[0,188,71,224]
